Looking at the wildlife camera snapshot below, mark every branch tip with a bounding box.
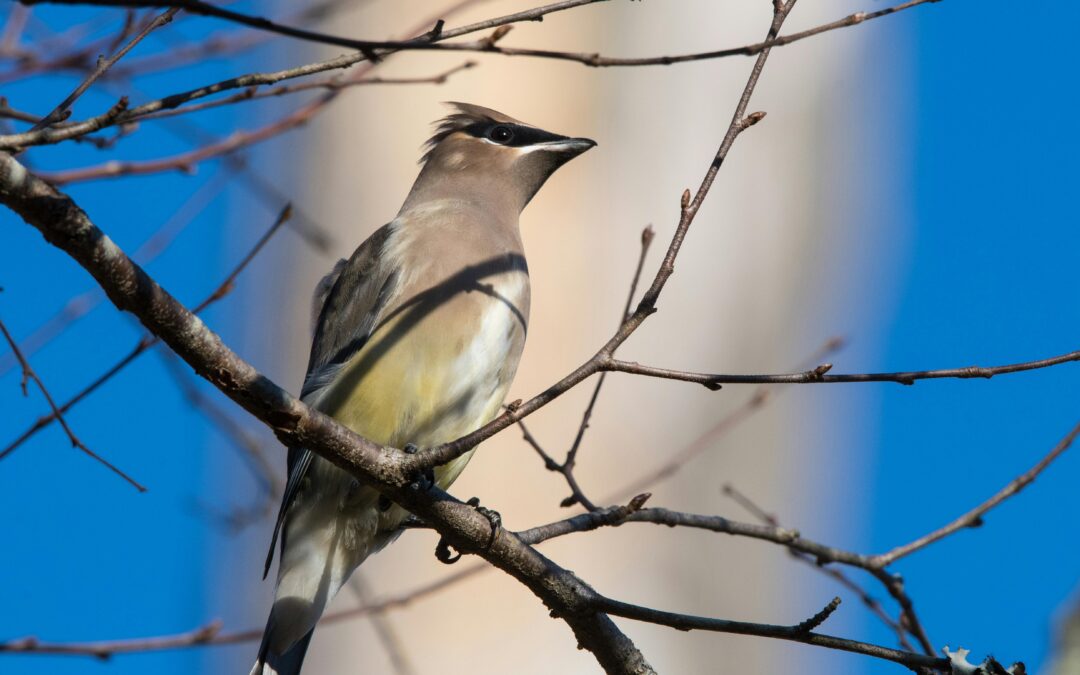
[641,224,655,246]
[793,596,842,634]
[743,111,767,128]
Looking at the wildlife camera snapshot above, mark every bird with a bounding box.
[251,103,596,675]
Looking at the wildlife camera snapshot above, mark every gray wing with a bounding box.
[263,223,399,578]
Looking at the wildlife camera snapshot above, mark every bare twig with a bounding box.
[0,151,657,675]
[404,4,794,479]
[0,0,941,153]
[560,225,654,509]
[597,595,947,672]
[137,62,477,123]
[162,353,280,498]
[0,169,229,376]
[871,420,1080,567]
[0,621,224,659]
[604,337,845,504]
[0,58,475,151]
[21,0,606,58]
[29,8,178,131]
[0,5,31,56]
[22,4,485,182]
[522,225,655,510]
[105,0,365,78]
[722,484,916,652]
[0,202,293,461]
[20,0,941,70]
[602,349,1080,388]
[0,563,488,658]
[0,316,145,490]
[346,574,418,675]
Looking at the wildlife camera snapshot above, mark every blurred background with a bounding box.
[0,1,1077,674]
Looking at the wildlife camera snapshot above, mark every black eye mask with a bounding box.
[462,121,570,148]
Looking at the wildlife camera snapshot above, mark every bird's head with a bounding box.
[406,102,596,215]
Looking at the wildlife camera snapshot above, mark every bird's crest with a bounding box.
[421,102,527,164]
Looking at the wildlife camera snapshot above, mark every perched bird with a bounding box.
[252,103,595,675]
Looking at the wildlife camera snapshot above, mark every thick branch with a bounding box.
[0,153,654,675]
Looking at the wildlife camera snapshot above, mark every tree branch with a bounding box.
[870,419,1080,567]
[29,8,177,130]
[0,315,145,490]
[19,0,941,70]
[0,151,655,675]
[602,350,1080,387]
[0,0,941,152]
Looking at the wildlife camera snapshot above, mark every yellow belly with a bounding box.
[315,296,520,494]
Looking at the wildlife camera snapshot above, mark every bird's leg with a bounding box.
[381,443,435,512]
[435,497,502,565]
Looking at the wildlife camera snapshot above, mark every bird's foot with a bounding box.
[467,497,502,546]
[435,497,502,565]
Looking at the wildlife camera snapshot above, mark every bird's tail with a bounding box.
[251,507,365,675]
[250,610,315,675]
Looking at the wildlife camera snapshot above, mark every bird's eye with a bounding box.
[488,125,514,144]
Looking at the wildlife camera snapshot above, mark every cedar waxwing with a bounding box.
[252,103,596,675]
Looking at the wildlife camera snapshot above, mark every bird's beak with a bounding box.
[536,137,597,157]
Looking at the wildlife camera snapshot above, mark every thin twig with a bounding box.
[604,337,845,504]
[346,574,419,675]
[871,420,1080,567]
[29,8,178,131]
[138,62,477,123]
[0,562,487,658]
[24,5,484,183]
[0,169,229,376]
[0,203,293,461]
[0,5,31,56]
[0,316,145,490]
[20,0,941,70]
[559,225,654,509]
[404,0,794,475]
[0,2,483,453]
[0,59,474,151]
[21,0,605,59]
[161,353,280,498]
[597,595,947,671]
[0,621,224,659]
[0,0,940,152]
[722,484,916,652]
[603,349,1080,388]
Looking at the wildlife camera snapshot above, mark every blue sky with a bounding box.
[0,5,259,674]
[862,1,1080,671]
[0,2,1077,674]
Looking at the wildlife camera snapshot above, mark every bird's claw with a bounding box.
[435,536,462,564]
[467,496,502,548]
[435,497,501,565]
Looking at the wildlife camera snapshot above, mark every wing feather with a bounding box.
[263,223,398,578]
